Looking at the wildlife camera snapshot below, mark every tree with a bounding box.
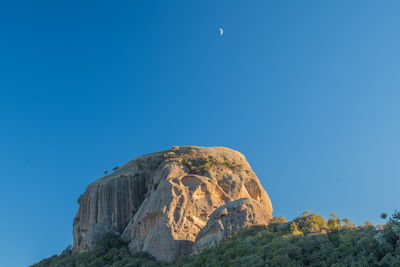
[342,218,355,229]
[270,216,287,224]
[301,210,311,217]
[359,221,374,229]
[328,212,342,230]
[289,222,303,235]
[330,212,339,219]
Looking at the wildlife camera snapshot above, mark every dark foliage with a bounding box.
[32,211,400,267]
[31,234,165,267]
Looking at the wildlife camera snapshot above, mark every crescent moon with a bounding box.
[219,28,223,36]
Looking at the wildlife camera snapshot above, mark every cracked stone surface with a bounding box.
[73,146,273,262]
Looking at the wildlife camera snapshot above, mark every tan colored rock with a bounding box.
[192,198,273,254]
[73,151,165,252]
[73,146,273,262]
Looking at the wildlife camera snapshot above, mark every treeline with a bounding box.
[178,211,400,266]
[32,211,400,267]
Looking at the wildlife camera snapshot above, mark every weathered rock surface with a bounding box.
[73,146,273,262]
[73,152,162,252]
[192,198,273,254]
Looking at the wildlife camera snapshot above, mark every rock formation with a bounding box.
[192,198,272,254]
[73,146,273,262]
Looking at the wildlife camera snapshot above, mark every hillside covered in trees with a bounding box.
[32,210,400,267]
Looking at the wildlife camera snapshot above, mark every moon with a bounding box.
[219,28,223,36]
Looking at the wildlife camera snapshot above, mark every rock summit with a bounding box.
[73,146,273,262]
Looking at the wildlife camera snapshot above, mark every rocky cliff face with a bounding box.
[73,146,273,262]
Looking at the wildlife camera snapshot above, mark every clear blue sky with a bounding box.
[1,1,400,266]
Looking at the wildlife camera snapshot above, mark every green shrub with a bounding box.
[77,195,82,204]
[223,161,231,167]
[31,234,165,267]
[183,158,190,165]
[202,163,211,171]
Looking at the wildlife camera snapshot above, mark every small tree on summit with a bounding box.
[328,212,342,230]
[301,210,311,217]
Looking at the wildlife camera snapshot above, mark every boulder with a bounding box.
[73,146,273,262]
[192,198,273,254]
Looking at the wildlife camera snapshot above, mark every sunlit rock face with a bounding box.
[73,146,273,262]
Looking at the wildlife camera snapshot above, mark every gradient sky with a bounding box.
[1,1,400,266]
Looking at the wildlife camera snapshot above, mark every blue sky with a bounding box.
[1,1,400,266]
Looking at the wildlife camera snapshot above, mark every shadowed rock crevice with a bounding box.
[73,146,273,262]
